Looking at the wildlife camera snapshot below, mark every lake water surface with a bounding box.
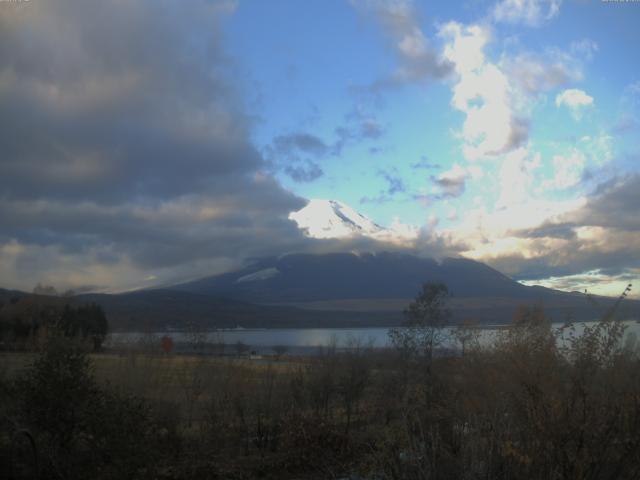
[108,319,640,353]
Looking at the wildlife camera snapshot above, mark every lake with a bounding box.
[107,319,640,354]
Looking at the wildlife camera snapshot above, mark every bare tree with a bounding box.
[389,282,450,369]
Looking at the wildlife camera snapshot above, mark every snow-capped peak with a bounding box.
[288,199,418,244]
[288,199,382,239]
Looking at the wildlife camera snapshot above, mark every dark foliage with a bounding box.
[9,337,162,479]
[0,298,108,351]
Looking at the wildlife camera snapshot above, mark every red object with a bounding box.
[161,335,174,354]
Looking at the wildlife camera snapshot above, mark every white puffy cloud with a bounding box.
[439,22,528,161]
[496,147,541,208]
[555,88,594,118]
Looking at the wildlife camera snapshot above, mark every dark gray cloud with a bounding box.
[273,133,330,157]
[494,248,639,283]
[515,223,577,241]
[264,114,385,183]
[0,1,263,204]
[501,117,530,154]
[0,0,312,290]
[431,176,466,199]
[284,162,324,183]
[428,166,469,200]
[264,132,329,182]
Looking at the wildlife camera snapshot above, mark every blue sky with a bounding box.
[0,0,638,297]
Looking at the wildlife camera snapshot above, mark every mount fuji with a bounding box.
[28,199,635,331]
[288,199,417,243]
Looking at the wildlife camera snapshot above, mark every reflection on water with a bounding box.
[108,320,640,351]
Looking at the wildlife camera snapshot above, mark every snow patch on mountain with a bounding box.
[289,199,418,244]
[236,267,280,283]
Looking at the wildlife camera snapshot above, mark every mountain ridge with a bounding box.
[172,251,551,303]
[3,253,637,331]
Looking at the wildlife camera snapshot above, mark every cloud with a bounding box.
[439,22,529,160]
[359,119,385,139]
[360,168,407,204]
[570,39,599,61]
[504,52,581,95]
[431,164,470,199]
[520,270,638,299]
[262,106,385,182]
[265,132,329,182]
[0,1,266,203]
[438,16,590,167]
[0,0,311,291]
[482,175,640,283]
[349,0,452,89]
[411,156,441,170]
[265,112,385,183]
[272,133,330,157]
[555,88,594,108]
[284,162,324,183]
[492,0,562,27]
[555,88,594,118]
[516,223,577,240]
[541,149,586,191]
[333,118,385,154]
[379,168,407,195]
[0,176,309,289]
[614,81,640,135]
[496,147,541,208]
[568,175,640,232]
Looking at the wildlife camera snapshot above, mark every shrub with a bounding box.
[13,336,162,479]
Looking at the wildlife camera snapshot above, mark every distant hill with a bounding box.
[0,288,28,303]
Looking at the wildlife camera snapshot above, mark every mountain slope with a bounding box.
[75,289,397,330]
[171,252,640,324]
[174,252,545,303]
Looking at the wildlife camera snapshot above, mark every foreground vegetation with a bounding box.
[2,285,640,479]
